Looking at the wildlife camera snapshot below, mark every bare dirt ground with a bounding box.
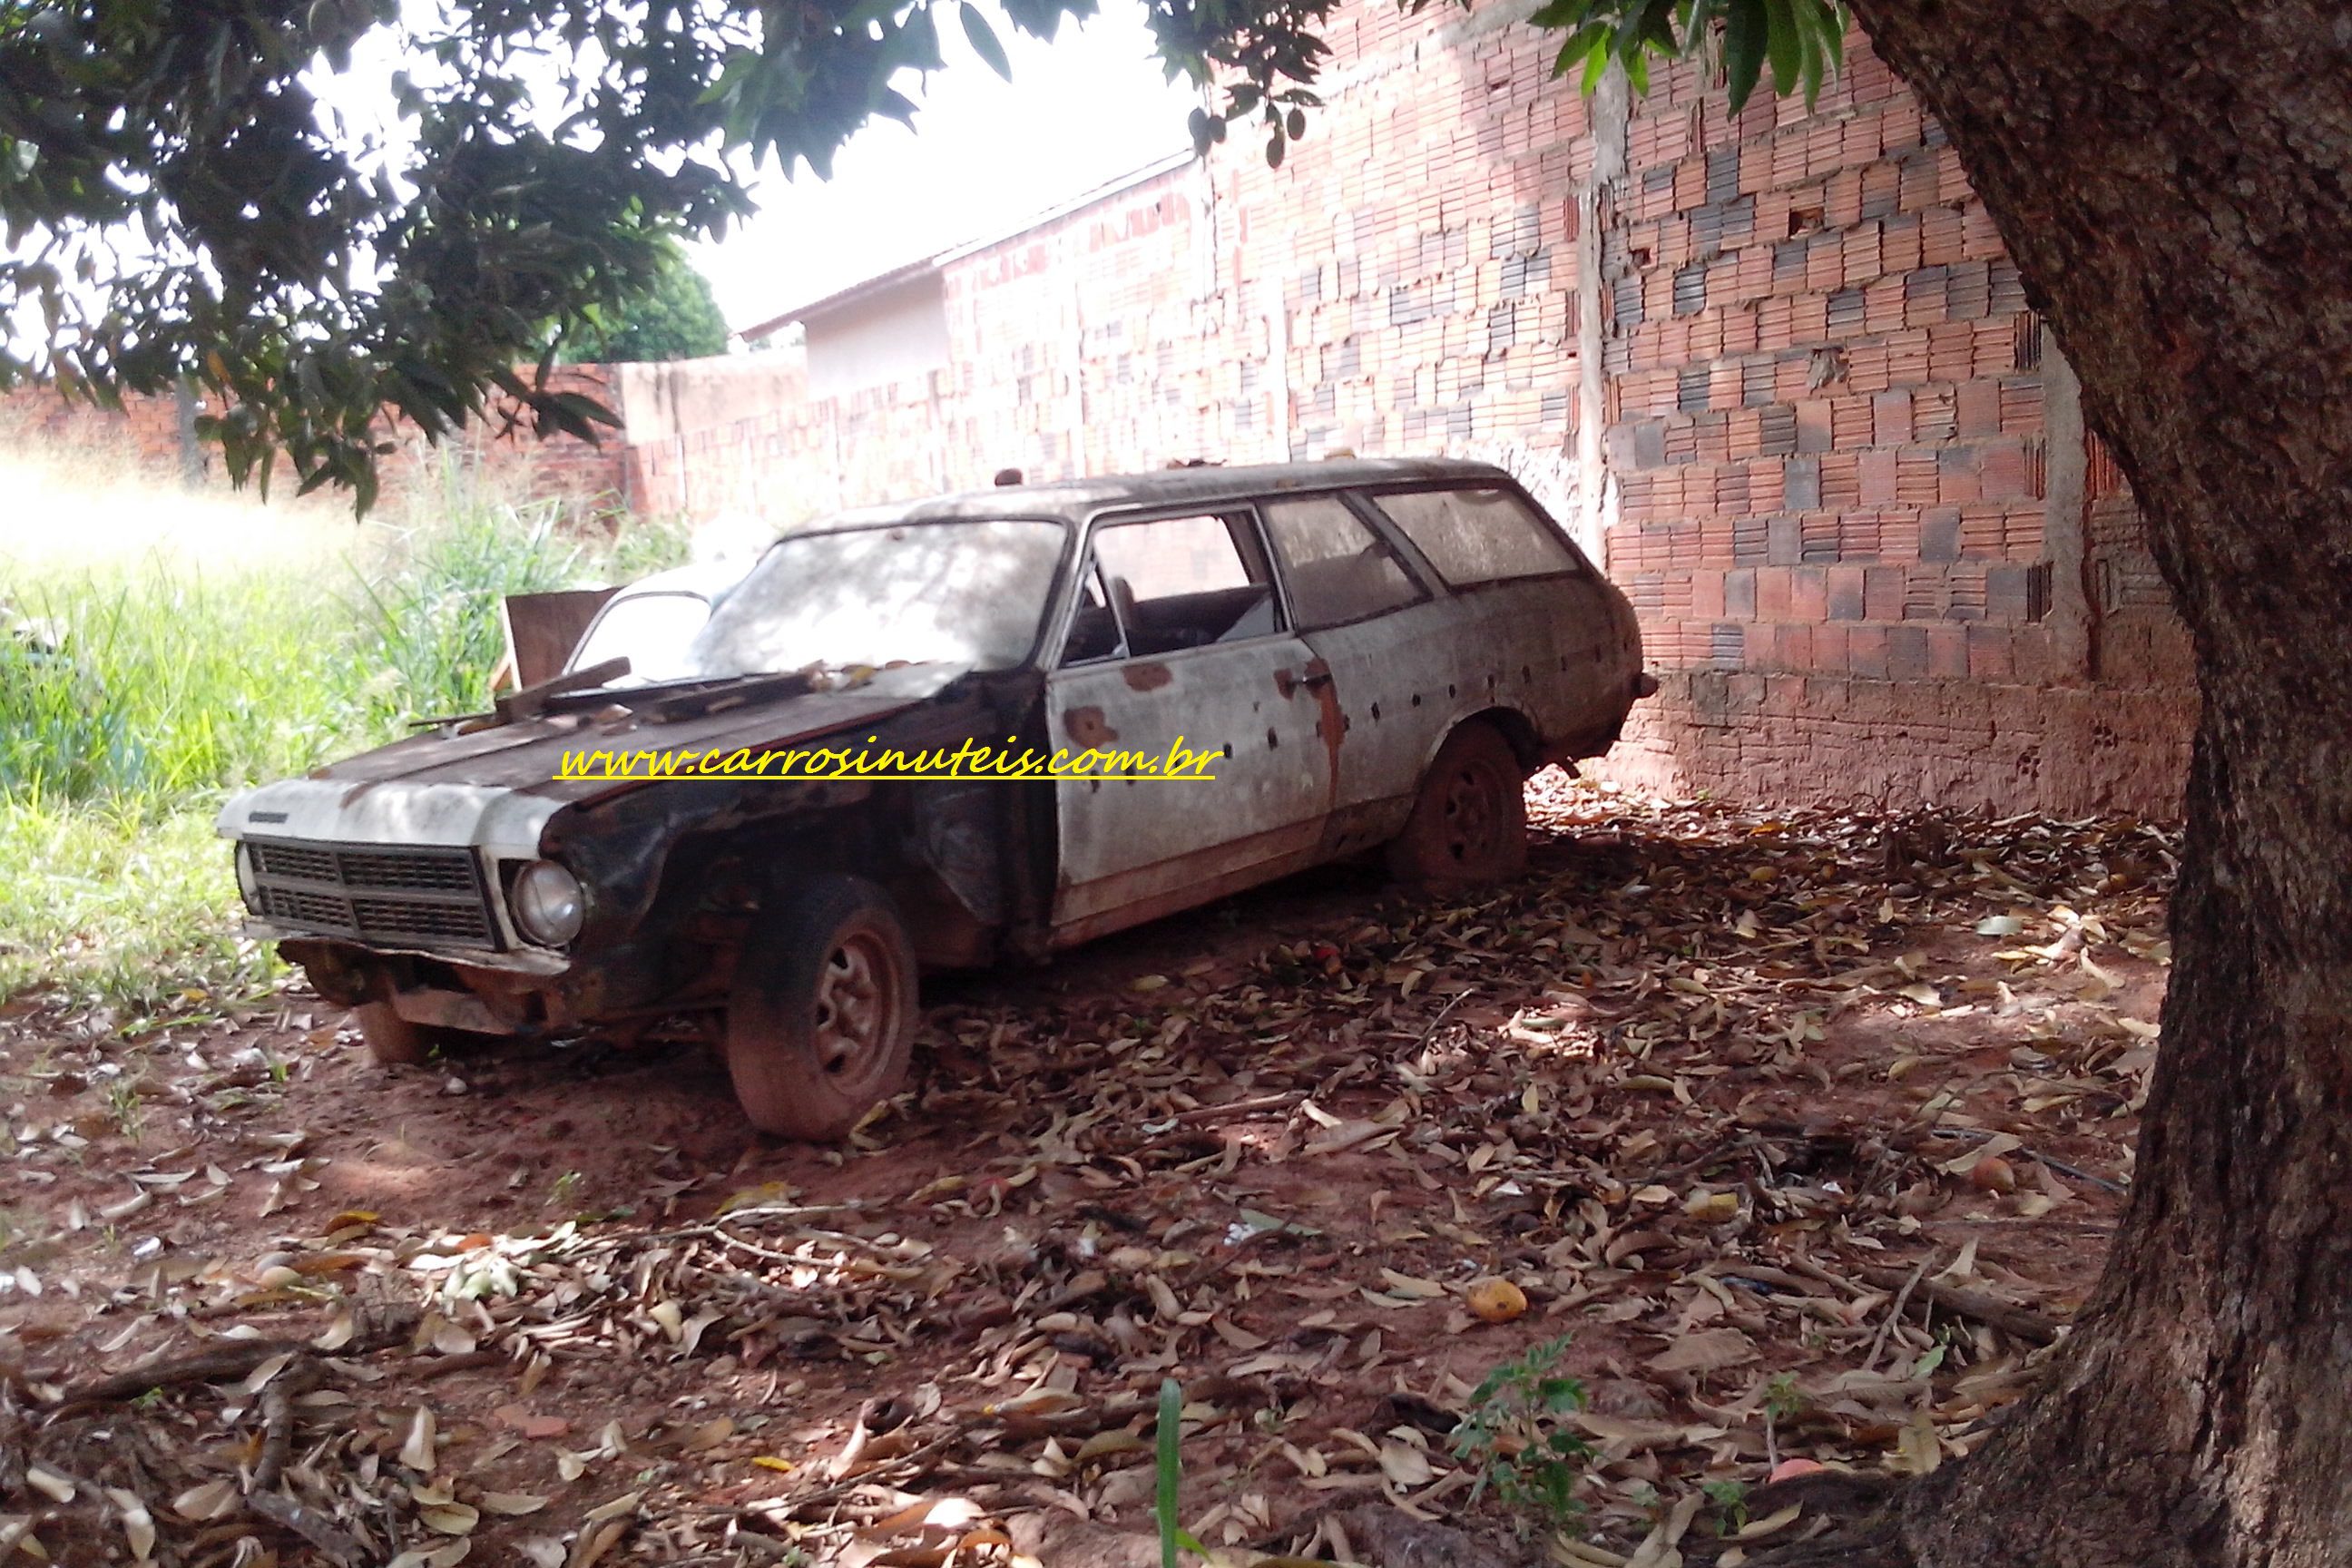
[0,776,2174,1568]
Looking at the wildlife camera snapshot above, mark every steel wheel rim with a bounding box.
[812,926,904,1084]
[1439,757,1505,865]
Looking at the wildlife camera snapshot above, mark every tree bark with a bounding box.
[1838,4,2352,1564]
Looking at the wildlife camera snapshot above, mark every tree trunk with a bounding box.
[1837,4,2352,1563]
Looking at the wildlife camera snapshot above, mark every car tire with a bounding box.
[724,875,918,1140]
[353,1002,484,1068]
[1387,719,1529,889]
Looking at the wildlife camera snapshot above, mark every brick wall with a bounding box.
[1583,45,2193,816]
[0,384,195,470]
[0,365,632,512]
[667,6,2191,817]
[0,6,2199,819]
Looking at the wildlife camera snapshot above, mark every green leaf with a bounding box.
[1578,25,1612,89]
[899,4,946,72]
[1527,0,1598,28]
[960,3,1013,80]
[1722,0,1765,113]
[1155,1377,1182,1568]
[1762,0,1800,95]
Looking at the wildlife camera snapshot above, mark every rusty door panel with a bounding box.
[1301,574,1629,823]
[1045,636,1334,934]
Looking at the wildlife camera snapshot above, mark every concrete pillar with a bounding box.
[1574,67,1630,564]
[2040,328,2093,679]
[1268,277,1295,462]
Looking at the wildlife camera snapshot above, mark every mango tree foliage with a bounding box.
[0,0,1343,505]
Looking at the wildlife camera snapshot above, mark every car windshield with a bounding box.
[682,519,1066,677]
[570,592,716,685]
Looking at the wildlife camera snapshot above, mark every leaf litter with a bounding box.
[0,776,2174,1565]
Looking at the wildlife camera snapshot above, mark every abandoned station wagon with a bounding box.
[220,460,1651,1138]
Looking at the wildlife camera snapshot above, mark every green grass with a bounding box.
[0,805,274,1015]
[0,453,691,1019]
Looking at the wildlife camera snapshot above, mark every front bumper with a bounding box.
[240,920,571,977]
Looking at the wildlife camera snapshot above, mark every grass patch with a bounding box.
[0,803,274,1019]
[0,449,691,1019]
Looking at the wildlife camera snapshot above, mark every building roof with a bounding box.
[736,259,941,345]
[735,150,1199,344]
[812,458,1518,528]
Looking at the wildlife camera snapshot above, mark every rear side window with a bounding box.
[1368,486,1581,587]
[1261,496,1425,629]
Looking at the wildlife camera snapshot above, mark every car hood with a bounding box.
[218,662,972,851]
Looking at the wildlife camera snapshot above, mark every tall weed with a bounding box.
[0,564,368,811]
[0,449,691,1013]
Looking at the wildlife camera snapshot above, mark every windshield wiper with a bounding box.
[407,656,637,731]
[495,656,634,723]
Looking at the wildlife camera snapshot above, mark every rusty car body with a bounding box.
[219,459,1651,1137]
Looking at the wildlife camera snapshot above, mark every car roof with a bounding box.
[811,458,1520,530]
[606,558,751,600]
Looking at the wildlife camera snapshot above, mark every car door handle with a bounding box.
[1298,667,1336,689]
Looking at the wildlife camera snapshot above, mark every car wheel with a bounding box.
[1387,719,1529,888]
[353,1002,484,1068]
[724,875,918,1140]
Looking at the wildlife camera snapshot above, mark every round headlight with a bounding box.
[511,860,585,946]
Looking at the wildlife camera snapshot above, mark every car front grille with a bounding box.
[245,838,499,949]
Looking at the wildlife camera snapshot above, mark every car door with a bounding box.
[1045,507,1338,941]
[1267,484,1619,848]
[1358,483,1626,743]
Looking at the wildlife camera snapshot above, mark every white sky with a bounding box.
[2,4,1194,360]
[689,3,1198,334]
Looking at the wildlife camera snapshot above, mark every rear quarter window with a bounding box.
[1368,486,1582,587]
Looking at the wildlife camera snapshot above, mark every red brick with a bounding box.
[1859,448,1900,505]
[1848,624,1891,679]
[1926,624,1970,679]
[1921,205,1966,265]
[1873,390,1914,445]
[1778,622,1814,671]
[1865,565,1908,621]
[1791,567,1828,622]
[1966,623,2017,681]
[1947,385,2004,444]
[1807,622,1848,673]
[1827,565,1867,620]
[1978,439,2031,499]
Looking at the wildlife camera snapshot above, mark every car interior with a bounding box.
[1063,509,1289,663]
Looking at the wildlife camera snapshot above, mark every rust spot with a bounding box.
[1122,662,1173,692]
[1063,707,1120,747]
[1304,657,1344,797]
[1273,661,1344,796]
